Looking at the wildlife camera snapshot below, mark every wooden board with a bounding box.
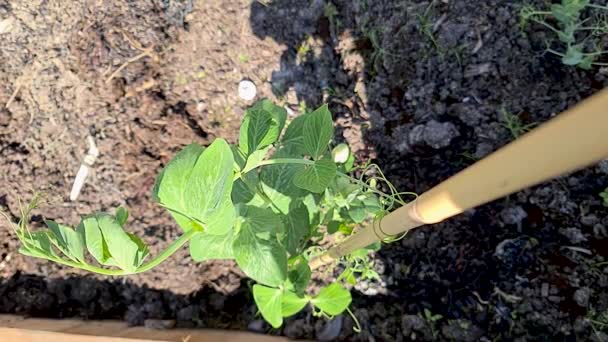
[0,315,287,342]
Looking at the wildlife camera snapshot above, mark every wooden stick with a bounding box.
[310,88,608,269]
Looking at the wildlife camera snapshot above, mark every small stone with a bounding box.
[238,80,257,101]
[316,315,343,341]
[541,283,549,297]
[573,288,590,307]
[144,319,176,330]
[0,17,15,34]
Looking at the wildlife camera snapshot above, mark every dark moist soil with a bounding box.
[1,0,608,341]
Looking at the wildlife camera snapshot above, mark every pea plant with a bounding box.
[520,0,608,69]
[8,100,408,329]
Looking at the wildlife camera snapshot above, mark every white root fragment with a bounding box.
[69,136,99,201]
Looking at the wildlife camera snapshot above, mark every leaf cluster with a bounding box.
[520,0,608,69]
[13,99,397,329]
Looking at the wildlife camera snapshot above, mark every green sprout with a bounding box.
[520,0,608,69]
[6,99,411,330]
[501,108,536,139]
[600,187,608,206]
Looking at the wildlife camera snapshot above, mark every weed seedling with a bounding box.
[600,187,608,206]
[500,108,536,139]
[520,0,608,69]
[7,99,409,330]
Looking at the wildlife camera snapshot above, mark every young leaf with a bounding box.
[259,155,306,213]
[252,284,283,328]
[46,220,85,263]
[293,159,337,193]
[153,144,204,229]
[286,260,311,296]
[280,115,307,155]
[233,223,287,287]
[154,140,236,235]
[77,216,114,265]
[282,290,308,317]
[302,105,333,159]
[127,233,150,267]
[311,283,352,316]
[562,45,583,66]
[189,230,235,261]
[96,215,140,273]
[242,146,271,174]
[239,99,287,155]
[18,231,57,259]
[282,204,310,255]
[115,207,129,227]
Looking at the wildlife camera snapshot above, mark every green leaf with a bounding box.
[77,216,113,265]
[282,204,310,255]
[233,217,287,287]
[18,231,57,259]
[282,290,308,317]
[189,231,235,261]
[239,99,287,155]
[127,233,150,267]
[154,140,236,235]
[242,146,271,174]
[280,115,307,155]
[252,284,283,328]
[259,155,306,213]
[302,104,334,159]
[239,205,283,237]
[46,220,85,263]
[96,214,140,273]
[115,207,128,227]
[286,260,311,296]
[293,159,337,193]
[311,283,352,316]
[562,46,584,65]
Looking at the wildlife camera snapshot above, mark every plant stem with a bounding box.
[257,158,315,167]
[530,18,561,34]
[588,4,608,11]
[136,229,198,272]
[47,229,198,276]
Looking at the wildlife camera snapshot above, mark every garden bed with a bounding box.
[1,0,607,340]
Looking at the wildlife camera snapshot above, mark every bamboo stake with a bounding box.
[310,89,608,270]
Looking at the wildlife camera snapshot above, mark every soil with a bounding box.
[1,0,608,341]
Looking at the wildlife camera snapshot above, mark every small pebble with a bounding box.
[238,79,257,101]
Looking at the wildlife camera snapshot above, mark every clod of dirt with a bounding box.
[408,120,460,150]
[500,206,527,226]
[597,160,608,174]
[284,318,314,340]
[401,314,432,340]
[247,319,266,333]
[441,319,484,342]
[144,319,176,330]
[559,227,587,244]
[494,237,536,270]
[316,315,343,342]
[573,288,591,307]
